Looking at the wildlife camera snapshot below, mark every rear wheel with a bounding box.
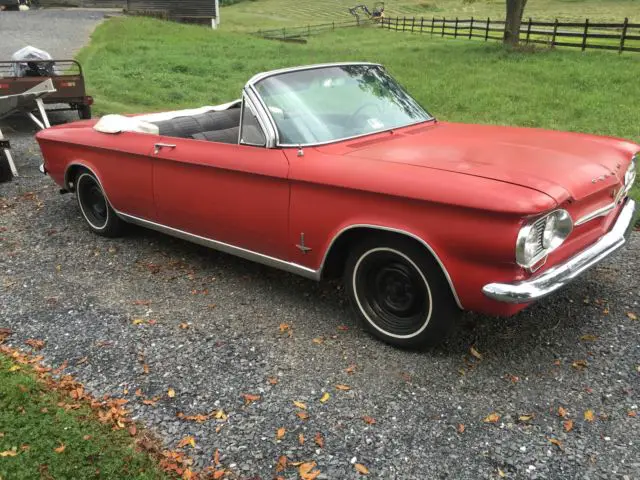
[75,171,124,237]
[344,234,460,348]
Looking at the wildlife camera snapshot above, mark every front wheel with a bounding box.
[344,234,461,349]
[75,171,124,237]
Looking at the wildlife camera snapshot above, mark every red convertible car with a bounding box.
[37,63,637,348]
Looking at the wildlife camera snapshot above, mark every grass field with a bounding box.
[77,16,639,199]
[0,352,169,480]
[220,0,639,31]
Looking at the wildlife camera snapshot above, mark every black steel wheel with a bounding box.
[75,170,124,237]
[344,233,461,348]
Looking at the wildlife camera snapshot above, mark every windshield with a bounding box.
[253,65,432,145]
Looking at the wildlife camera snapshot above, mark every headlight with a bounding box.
[624,154,637,194]
[516,210,573,269]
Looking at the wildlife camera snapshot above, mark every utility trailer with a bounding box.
[0,79,55,182]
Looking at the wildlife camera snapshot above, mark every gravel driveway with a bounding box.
[1,10,639,480]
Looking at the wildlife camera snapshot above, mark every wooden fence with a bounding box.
[380,17,640,53]
[256,19,369,42]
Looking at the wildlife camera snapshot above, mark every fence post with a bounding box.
[332,21,335,30]
[420,17,424,33]
[431,16,435,36]
[411,17,415,32]
[396,16,399,31]
[442,17,445,37]
[389,17,391,30]
[485,17,490,41]
[581,18,589,51]
[308,24,310,36]
[454,17,459,38]
[619,17,629,53]
[283,27,286,39]
[403,16,406,32]
[525,17,532,43]
[469,17,474,39]
[551,18,558,47]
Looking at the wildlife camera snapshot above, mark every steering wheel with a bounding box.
[349,103,383,123]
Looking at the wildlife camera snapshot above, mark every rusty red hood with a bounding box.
[342,121,639,203]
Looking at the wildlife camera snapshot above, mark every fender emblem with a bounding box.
[296,233,312,254]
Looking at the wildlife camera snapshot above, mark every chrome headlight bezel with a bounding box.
[516,209,573,269]
[624,153,637,195]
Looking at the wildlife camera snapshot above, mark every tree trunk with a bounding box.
[504,0,528,45]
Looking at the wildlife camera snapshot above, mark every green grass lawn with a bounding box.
[0,352,169,480]
[220,0,639,31]
[77,17,639,199]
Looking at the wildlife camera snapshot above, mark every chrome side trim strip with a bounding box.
[116,212,320,281]
[318,224,464,309]
[483,199,636,304]
[574,201,617,226]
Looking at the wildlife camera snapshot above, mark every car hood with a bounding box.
[342,121,638,203]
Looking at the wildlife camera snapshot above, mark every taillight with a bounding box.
[85,96,94,106]
[59,81,76,88]
[0,84,9,89]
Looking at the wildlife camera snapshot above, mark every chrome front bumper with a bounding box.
[483,199,637,304]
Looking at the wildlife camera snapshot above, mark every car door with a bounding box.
[152,97,291,260]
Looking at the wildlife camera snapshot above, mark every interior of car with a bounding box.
[150,106,242,144]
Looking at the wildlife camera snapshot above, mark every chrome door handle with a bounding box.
[154,143,176,154]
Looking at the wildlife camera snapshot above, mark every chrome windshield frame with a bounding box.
[244,62,434,148]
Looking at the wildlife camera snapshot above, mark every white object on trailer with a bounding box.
[0,78,56,178]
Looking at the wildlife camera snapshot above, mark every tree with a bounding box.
[504,0,529,45]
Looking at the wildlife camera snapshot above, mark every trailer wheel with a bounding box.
[0,150,13,183]
[79,105,92,120]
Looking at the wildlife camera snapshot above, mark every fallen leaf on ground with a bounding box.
[315,432,324,448]
[182,468,195,479]
[627,312,638,320]
[0,448,18,457]
[345,364,357,374]
[177,436,196,448]
[268,377,278,385]
[355,463,369,475]
[212,470,224,480]
[312,337,324,344]
[297,411,310,420]
[320,392,330,403]
[337,325,349,331]
[179,323,190,330]
[132,318,145,325]
[299,461,320,480]
[572,360,588,370]
[213,448,220,466]
[362,416,376,425]
[470,346,483,360]
[293,401,307,410]
[498,468,506,477]
[213,409,227,420]
[8,365,20,372]
[628,410,637,417]
[558,406,568,418]
[584,410,595,422]
[25,339,45,350]
[143,364,150,374]
[336,384,351,391]
[83,435,92,441]
[276,427,286,440]
[299,433,305,445]
[483,413,500,423]
[580,334,598,342]
[518,414,534,422]
[54,443,65,453]
[242,393,261,405]
[548,437,563,449]
[457,423,465,433]
[129,425,137,436]
[167,388,176,398]
[275,455,287,472]
[279,323,290,333]
[563,419,574,432]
